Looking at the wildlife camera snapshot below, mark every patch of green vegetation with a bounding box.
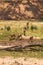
[0,50,43,58]
[0,20,43,40]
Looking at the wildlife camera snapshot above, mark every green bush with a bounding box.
[6,26,11,31]
[30,25,37,31]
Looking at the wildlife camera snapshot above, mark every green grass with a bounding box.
[0,20,43,40]
[0,50,43,58]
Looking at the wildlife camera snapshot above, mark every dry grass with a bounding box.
[0,20,43,40]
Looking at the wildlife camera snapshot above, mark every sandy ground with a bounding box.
[0,57,43,65]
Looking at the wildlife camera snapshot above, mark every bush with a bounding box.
[30,25,37,31]
[5,26,11,31]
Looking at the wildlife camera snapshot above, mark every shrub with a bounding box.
[5,26,11,31]
[30,25,37,31]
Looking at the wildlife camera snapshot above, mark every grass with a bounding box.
[0,50,43,58]
[0,20,43,40]
[0,20,43,58]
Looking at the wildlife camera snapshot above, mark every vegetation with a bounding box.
[5,26,11,31]
[0,20,43,58]
[0,21,43,40]
[30,25,37,31]
[0,50,43,58]
[0,20,43,40]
